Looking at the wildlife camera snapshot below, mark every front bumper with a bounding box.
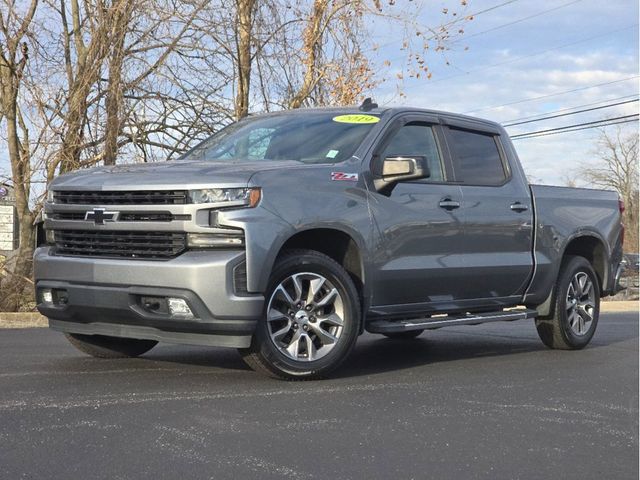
[34,247,264,348]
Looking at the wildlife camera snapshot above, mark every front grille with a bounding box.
[53,190,187,205]
[50,212,187,222]
[50,212,86,221]
[53,230,186,259]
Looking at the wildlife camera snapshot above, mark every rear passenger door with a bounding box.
[443,124,534,304]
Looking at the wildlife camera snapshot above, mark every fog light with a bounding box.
[45,229,55,245]
[167,298,194,318]
[41,289,53,304]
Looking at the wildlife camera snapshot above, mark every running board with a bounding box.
[366,309,538,334]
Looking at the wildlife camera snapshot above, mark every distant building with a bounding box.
[0,184,18,253]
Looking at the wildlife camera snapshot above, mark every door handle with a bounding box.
[510,202,529,213]
[439,198,460,210]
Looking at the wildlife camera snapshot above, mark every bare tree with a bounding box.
[0,0,207,308]
[0,0,39,310]
[0,0,470,310]
[582,126,639,252]
[45,0,207,171]
[254,0,468,110]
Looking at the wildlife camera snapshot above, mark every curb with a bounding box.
[600,301,639,313]
[0,312,48,329]
[0,301,637,329]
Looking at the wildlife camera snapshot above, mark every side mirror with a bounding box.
[380,156,430,184]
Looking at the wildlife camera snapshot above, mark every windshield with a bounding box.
[182,112,380,163]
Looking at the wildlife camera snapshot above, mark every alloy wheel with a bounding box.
[566,271,596,336]
[266,272,345,361]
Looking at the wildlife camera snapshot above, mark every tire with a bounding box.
[535,255,600,350]
[382,329,424,340]
[65,333,158,358]
[239,249,361,380]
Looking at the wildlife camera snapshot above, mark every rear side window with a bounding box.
[448,128,506,185]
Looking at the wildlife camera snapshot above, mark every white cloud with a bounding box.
[369,0,639,185]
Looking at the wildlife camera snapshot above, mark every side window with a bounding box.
[448,128,506,185]
[380,123,444,182]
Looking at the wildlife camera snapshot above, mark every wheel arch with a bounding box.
[561,232,609,292]
[268,226,370,325]
[535,231,609,319]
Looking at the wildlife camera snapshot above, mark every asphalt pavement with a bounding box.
[1,313,638,480]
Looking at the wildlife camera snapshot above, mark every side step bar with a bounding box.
[366,309,538,334]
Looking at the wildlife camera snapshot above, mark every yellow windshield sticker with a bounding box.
[332,114,380,124]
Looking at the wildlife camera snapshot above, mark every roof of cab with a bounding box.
[261,105,503,130]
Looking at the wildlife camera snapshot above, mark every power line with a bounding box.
[451,0,585,43]
[510,114,639,139]
[418,0,523,40]
[366,0,522,54]
[500,94,639,124]
[463,0,522,18]
[510,118,639,140]
[503,98,639,127]
[400,24,636,88]
[463,75,640,114]
[511,114,638,138]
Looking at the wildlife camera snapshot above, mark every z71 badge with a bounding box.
[331,172,358,182]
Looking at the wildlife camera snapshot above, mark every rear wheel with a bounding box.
[65,333,158,358]
[382,329,424,340]
[535,255,600,350]
[239,249,360,380]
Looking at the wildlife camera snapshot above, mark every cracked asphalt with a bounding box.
[1,312,637,480]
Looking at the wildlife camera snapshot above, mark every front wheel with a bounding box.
[535,255,600,350]
[239,249,361,380]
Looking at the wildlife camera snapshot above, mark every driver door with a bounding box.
[369,116,467,315]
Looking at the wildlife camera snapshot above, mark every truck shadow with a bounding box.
[334,333,545,378]
[143,323,635,379]
[334,324,636,378]
[145,345,251,372]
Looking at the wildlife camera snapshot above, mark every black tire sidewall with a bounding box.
[252,251,360,377]
[555,257,600,348]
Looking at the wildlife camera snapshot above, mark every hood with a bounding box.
[50,160,305,190]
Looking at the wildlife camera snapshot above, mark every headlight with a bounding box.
[188,187,261,207]
[35,221,54,248]
[46,189,55,203]
[187,233,244,248]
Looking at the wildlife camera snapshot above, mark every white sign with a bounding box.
[0,205,15,250]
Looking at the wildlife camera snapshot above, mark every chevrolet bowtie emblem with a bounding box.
[85,208,119,225]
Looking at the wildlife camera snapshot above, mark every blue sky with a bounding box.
[369,0,639,184]
[1,0,638,187]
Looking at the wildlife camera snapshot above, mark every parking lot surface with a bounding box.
[1,313,637,479]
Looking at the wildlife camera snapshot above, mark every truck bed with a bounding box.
[525,184,623,305]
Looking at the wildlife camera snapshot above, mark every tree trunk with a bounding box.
[104,0,132,165]
[58,93,86,173]
[0,66,35,310]
[288,0,327,109]
[234,0,256,120]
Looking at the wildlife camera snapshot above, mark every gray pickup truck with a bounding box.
[35,103,625,379]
